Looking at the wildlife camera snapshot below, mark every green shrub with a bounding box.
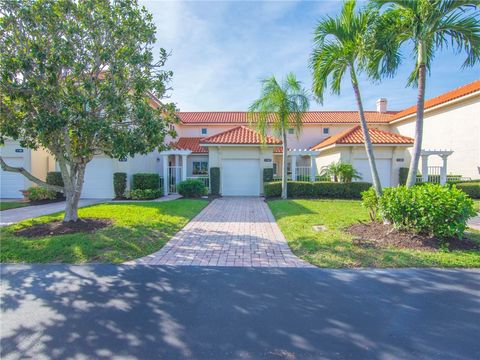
[455,182,480,199]
[210,167,220,195]
[113,172,127,198]
[361,187,379,221]
[178,179,206,198]
[27,186,57,201]
[46,171,64,187]
[132,173,160,190]
[398,167,409,185]
[264,181,282,197]
[130,188,162,200]
[263,181,372,199]
[46,171,64,198]
[379,183,476,239]
[263,168,274,183]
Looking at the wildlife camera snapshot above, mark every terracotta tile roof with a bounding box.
[200,126,282,145]
[177,111,396,125]
[310,126,414,150]
[391,80,480,121]
[170,137,208,153]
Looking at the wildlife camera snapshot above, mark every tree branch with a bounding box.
[0,156,63,192]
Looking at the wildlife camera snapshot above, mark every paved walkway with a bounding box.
[468,214,480,230]
[0,200,103,226]
[129,197,312,267]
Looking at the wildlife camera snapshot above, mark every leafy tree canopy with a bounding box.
[0,0,178,221]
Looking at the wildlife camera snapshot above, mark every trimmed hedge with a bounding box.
[264,181,372,199]
[130,189,162,200]
[113,172,127,198]
[398,167,408,185]
[46,171,64,187]
[263,168,274,183]
[178,179,206,198]
[46,171,64,198]
[455,181,480,199]
[210,167,220,195]
[132,173,160,190]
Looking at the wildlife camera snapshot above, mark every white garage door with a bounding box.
[222,159,260,196]
[81,157,114,199]
[0,157,25,198]
[353,159,392,188]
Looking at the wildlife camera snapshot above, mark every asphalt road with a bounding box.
[1,265,479,360]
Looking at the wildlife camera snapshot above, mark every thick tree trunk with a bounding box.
[406,63,426,188]
[58,159,87,222]
[351,71,383,196]
[281,130,288,199]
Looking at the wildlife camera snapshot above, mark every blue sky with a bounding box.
[141,0,480,112]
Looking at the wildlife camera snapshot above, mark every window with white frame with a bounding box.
[192,161,208,175]
[323,127,330,135]
[273,163,278,175]
[201,128,208,135]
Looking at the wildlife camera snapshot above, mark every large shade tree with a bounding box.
[310,0,384,195]
[371,0,480,187]
[248,73,310,199]
[0,0,177,221]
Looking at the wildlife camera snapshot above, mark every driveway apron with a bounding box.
[129,197,312,267]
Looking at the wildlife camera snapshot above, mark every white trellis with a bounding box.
[420,149,454,185]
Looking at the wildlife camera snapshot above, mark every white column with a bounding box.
[182,154,187,182]
[421,154,429,183]
[440,155,448,185]
[162,155,169,196]
[291,155,297,181]
[310,155,317,182]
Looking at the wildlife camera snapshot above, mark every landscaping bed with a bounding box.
[268,199,480,268]
[14,218,112,238]
[348,222,479,251]
[1,199,208,263]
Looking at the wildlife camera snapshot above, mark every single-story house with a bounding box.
[1,80,478,198]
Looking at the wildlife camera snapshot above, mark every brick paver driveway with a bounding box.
[130,197,312,267]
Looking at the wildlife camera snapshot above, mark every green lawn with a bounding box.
[268,199,480,268]
[474,200,480,212]
[0,201,30,211]
[1,199,208,263]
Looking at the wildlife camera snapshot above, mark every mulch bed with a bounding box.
[347,222,480,251]
[14,218,113,238]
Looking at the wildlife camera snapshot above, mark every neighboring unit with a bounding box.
[1,80,479,198]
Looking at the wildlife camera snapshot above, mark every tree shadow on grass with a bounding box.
[1,265,479,359]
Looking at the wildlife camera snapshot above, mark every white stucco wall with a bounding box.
[390,95,480,179]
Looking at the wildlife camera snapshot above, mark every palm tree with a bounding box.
[310,0,383,196]
[371,0,480,187]
[248,73,310,199]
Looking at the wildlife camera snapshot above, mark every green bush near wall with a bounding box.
[264,181,372,199]
[454,181,480,199]
[398,167,409,185]
[132,173,161,190]
[46,171,64,198]
[210,167,220,195]
[263,168,274,183]
[113,172,127,198]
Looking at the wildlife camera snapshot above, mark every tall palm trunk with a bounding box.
[406,58,426,187]
[281,130,288,199]
[351,68,383,196]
